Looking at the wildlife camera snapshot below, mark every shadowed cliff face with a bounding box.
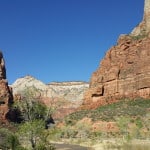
[83,0,150,109]
[0,52,6,79]
[0,51,13,122]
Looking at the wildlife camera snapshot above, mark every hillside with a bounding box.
[66,98,150,123]
[53,0,150,146]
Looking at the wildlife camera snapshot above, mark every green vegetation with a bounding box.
[66,98,150,122]
[59,98,150,142]
[1,86,150,150]
[18,120,55,150]
[9,87,55,150]
[0,128,26,150]
[130,34,148,40]
[130,28,148,40]
[13,87,50,122]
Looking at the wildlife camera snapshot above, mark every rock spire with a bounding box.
[144,0,150,30]
[132,0,150,35]
[0,51,13,122]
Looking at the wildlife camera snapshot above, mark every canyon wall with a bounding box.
[0,51,13,122]
[83,0,150,109]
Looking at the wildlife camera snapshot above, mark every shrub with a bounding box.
[0,128,23,150]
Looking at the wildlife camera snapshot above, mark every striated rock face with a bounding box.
[83,0,150,109]
[11,76,89,105]
[12,75,49,98]
[0,51,13,122]
[47,81,89,104]
[11,76,89,118]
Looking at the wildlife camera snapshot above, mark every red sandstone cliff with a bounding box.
[0,51,13,122]
[83,0,150,109]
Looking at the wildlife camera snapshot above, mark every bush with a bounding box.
[0,128,23,150]
[66,98,150,122]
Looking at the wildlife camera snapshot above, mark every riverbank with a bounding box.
[52,139,150,150]
[54,143,93,150]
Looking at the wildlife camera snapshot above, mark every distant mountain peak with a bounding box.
[11,75,89,103]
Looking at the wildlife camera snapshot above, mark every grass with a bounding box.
[65,98,150,123]
[103,142,150,150]
[130,29,148,41]
[51,98,150,146]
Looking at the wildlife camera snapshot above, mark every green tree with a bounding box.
[13,87,49,122]
[18,120,55,150]
[0,128,25,150]
[19,120,43,149]
[13,87,55,150]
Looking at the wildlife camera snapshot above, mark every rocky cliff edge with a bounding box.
[82,0,150,109]
[0,51,13,122]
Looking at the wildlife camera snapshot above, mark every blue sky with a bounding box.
[0,0,144,84]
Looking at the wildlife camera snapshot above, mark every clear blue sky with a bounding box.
[0,0,144,84]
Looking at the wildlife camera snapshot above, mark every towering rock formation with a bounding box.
[83,0,150,109]
[144,0,150,29]
[0,51,13,122]
[131,0,150,36]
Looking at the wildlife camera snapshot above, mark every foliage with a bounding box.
[0,128,24,150]
[36,142,55,150]
[116,116,131,141]
[59,98,150,140]
[13,87,55,150]
[18,119,55,149]
[13,87,49,122]
[74,121,92,138]
[59,126,77,138]
[130,34,147,40]
[66,98,150,123]
[4,89,150,148]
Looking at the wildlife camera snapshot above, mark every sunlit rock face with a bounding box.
[144,0,150,30]
[11,76,89,118]
[11,75,89,105]
[0,51,13,122]
[131,0,150,36]
[83,0,150,109]
[11,75,49,98]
